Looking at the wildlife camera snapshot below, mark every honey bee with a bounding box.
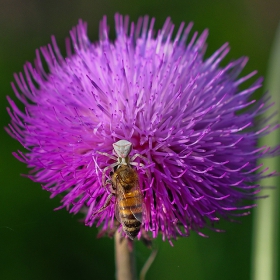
[111,164,143,240]
[93,140,147,240]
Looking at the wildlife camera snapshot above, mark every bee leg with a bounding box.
[105,181,116,195]
[96,151,120,187]
[105,178,112,185]
[101,162,119,187]
[92,193,114,217]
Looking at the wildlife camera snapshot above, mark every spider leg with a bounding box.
[96,151,117,161]
[130,153,149,163]
[130,154,153,179]
[130,161,145,168]
[130,153,149,170]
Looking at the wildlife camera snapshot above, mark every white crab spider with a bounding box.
[97,140,148,186]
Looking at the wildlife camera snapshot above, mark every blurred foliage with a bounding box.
[1,0,279,279]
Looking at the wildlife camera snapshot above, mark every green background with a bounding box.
[1,1,279,279]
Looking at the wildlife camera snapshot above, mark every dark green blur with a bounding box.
[1,1,279,279]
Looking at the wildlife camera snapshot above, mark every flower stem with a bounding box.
[114,231,136,280]
[251,21,280,280]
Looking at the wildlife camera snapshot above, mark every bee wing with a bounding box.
[115,173,143,223]
[127,181,143,222]
[112,177,122,224]
[114,202,122,224]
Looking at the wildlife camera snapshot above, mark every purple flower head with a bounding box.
[7,14,279,243]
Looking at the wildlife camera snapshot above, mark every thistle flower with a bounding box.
[7,14,279,243]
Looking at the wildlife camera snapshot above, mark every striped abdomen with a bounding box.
[118,189,142,240]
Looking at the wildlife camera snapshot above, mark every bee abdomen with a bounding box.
[119,205,142,239]
[121,218,141,239]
